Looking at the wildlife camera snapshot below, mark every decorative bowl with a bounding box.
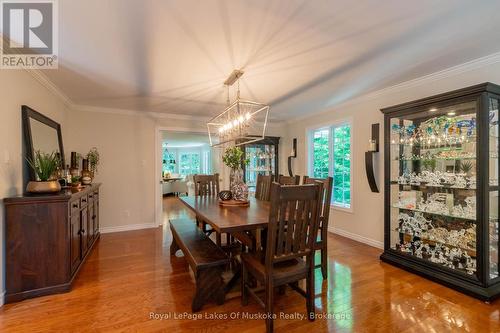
[218,190,232,201]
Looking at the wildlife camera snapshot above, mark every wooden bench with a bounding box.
[169,219,229,312]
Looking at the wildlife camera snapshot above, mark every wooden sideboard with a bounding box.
[4,183,101,303]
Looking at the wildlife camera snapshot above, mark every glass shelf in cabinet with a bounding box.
[391,204,476,222]
[389,181,477,191]
[395,229,476,255]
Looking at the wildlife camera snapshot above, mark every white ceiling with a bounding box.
[37,0,500,121]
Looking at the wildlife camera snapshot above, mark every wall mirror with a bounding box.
[22,105,65,181]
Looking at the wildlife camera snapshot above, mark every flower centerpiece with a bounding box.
[222,146,250,201]
[26,151,62,193]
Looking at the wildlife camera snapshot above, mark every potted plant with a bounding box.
[222,146,250,201]
[86,147,100,179]
[26,151,62,193]
[71,176,82,188]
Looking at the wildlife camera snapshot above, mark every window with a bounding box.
[312,129,330,178]
[162,150,176,174]
[179,152,200,176]
[202,151,211,174]
[309,123,352,209]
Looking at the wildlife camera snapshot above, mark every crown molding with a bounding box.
[26,69,73,106]
[1,33,73,106]
[287,51,500,124]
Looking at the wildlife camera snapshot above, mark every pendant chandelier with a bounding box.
[207,70,269,148]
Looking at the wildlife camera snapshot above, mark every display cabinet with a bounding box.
[380,83,500,301]
[237,136,279,190]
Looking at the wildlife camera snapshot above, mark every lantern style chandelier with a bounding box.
[207,70,269,147]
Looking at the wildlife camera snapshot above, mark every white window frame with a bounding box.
[202,150,211,174]
[306,118,353,213]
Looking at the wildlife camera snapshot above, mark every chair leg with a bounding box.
[306,269,315,321]
[241,263,248,306]
[321,247,328,280]
[265,281,274,333]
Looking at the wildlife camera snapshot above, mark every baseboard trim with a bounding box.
[100,223,158,234]
[0,290,5,307]
[328,226,384,249]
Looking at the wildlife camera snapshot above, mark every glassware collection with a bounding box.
[381,84,500,300]
[388,99,498,278]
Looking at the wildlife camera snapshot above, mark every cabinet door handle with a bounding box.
[89,195,93,198]
[92,215,97,219]
[82,199,87,203]
[72,203,78,208]
[81,229,85,234]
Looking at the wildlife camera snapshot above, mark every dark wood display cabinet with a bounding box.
[237,136,280,191]
[4,184,101,303]
[380,83,500,301]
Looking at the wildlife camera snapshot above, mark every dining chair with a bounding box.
[193,174,220,197]
[276,174,300,185]
[255,174,273,201]
[193,174,218,234]
[193,174,235,247]
[241,182,324,333]
[303,176,333,279]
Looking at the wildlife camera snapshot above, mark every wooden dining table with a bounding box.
[180,196,270,234]
[179,196,271,295]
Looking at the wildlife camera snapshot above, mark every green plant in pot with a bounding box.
[71,176,82,188]
[86,147,100,179]
[26,151,62,193]
[222,146,250,201]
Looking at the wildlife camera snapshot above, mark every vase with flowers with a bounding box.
[222,146,250,201]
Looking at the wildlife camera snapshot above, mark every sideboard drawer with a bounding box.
[80,194,89,207]
[70,200,80,216]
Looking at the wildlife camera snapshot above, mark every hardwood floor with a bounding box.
[0,196,499,332]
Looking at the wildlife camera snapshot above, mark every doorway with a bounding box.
[155,128,223,226]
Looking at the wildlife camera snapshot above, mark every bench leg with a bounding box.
[170,237,180,255]
[192,268,225,312]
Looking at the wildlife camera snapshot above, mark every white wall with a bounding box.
[68,108,287,232]
[0,70,68,306]
[283,58,500,248]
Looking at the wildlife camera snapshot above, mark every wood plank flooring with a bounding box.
[0,197,498,332]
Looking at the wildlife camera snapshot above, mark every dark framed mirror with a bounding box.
[22,105,65,183]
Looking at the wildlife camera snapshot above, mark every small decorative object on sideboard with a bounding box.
[69,151,80,177]
[218,190,232,201]
[25,150,62,193]
[86,147,100,179]
[81,159,92,185]
[222,146,249,202]
[71,176,81,188]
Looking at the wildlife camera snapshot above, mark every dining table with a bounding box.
[179,196,271,295]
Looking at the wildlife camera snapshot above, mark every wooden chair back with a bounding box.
[277,174,300,185]
[265,182,323,267]
[193,174,220,197]
[302,176,333,233]
[255,174,273,201]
